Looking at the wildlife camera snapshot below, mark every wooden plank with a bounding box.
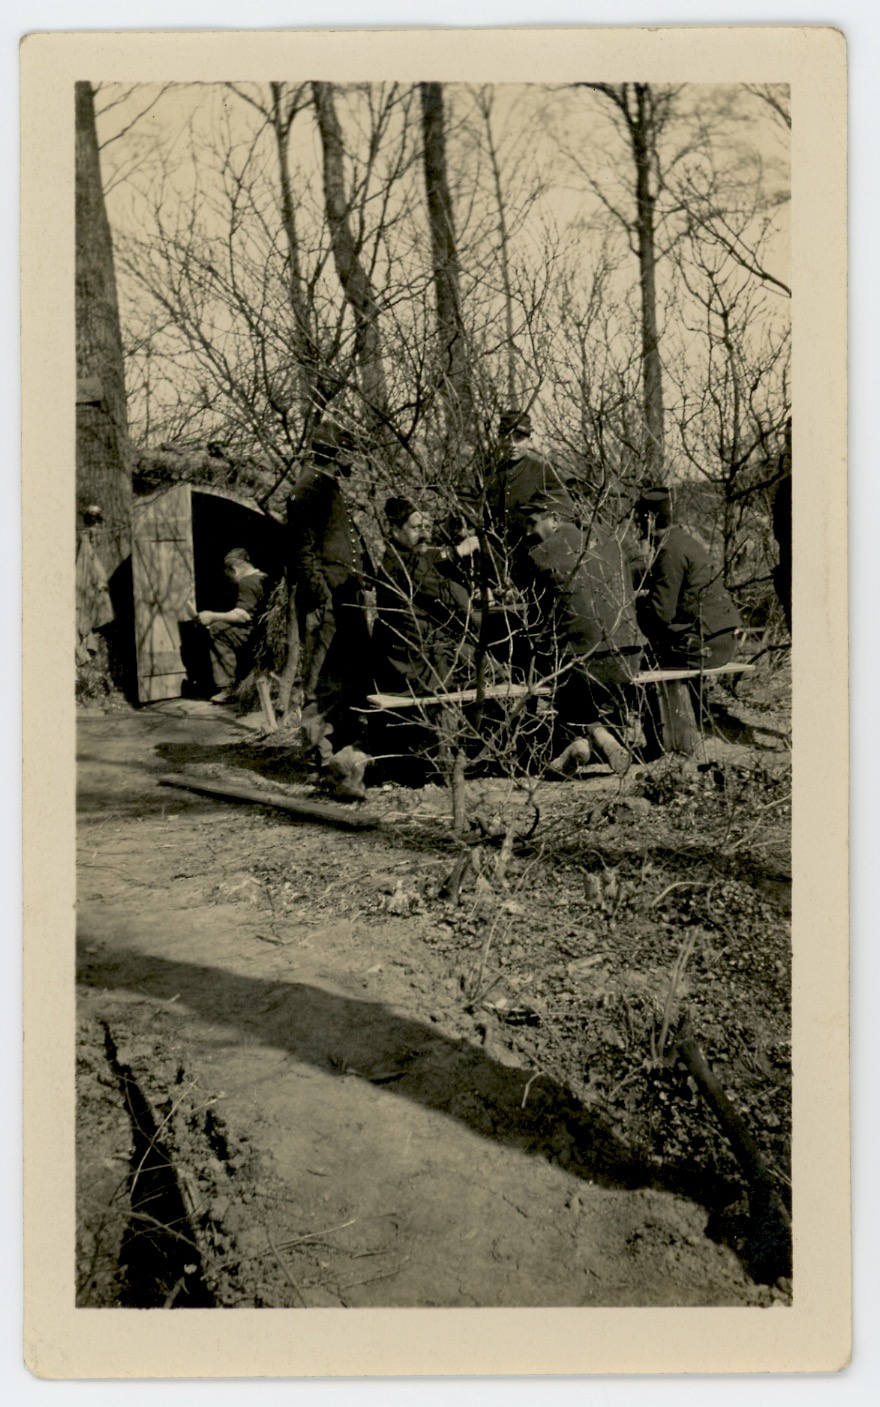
[633,663,755,685]
[159,773,379,830]
[365,684,550,711]
[138,673,190,703]
[255,677,278,733]
[132,483,195,703]
[143,650,188,674]
[655,678,699,755]
[366,666,753,709]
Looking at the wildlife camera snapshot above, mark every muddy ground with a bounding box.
[76,664,792,1309]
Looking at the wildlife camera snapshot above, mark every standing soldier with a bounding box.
[482,408,577,588]
[286,425,370,703]
[286,425,373,795]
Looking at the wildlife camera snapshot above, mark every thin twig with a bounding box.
[606,1069,641,1102]
[650,879,712,908]
[521,1071,544,1108]
[266,1228,308,1307]
[336,1256,411,1291]
[126,1211,201,1251]
[274,1217,357,1252]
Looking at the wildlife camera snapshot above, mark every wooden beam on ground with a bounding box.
[159,773,379,830]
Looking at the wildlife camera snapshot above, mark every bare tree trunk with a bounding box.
[419,82,475,443]
[271,83,321,423]
[584,82,668,483]
[75,81,132,575]
[631,84,665,482]
[479,89,517,407]
[311,82,389,430]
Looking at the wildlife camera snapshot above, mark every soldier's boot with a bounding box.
[546,736,593,777]
[586,723,631,777]
[324,745,371,803]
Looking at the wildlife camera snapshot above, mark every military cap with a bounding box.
[384,495,418,528]
[636,486,672,513]
[311,423,357,461]
[498,408,532,437]
[521,488,573,520]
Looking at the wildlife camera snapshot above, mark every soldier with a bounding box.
[286,425,371,703]
[634,486,741,670]
[524,492,643,775]
[196,548,266,704]
[286,425,373,796]
[482,408,577,588]
[372,496,479,696]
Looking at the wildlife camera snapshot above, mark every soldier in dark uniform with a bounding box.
[286,426,373,790]
[771,418,792,634]
[634,486,741,671]
[482,409,577,588]
[524,492,643,775]
[286,425,371,703]
[373,496,479,697]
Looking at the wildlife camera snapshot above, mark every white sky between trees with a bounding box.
[95,79,790,483]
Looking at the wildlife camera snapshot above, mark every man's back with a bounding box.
[641,524,740,639]
[287,467,366,596]
[528,522,642,662]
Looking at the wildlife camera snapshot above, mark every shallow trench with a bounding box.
[101,1022,216,1308]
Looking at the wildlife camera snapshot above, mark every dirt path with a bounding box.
[76,705,780,1308]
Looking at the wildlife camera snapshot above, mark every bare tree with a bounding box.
[76,80,132,576]
[744,83,791,132]
[665,225,790,604]
[311,81,391,434]
[575,83,684,481]
[419,82,475,452]
[474,87,518,408]
[268,82,324,423]
[543,241,645,506]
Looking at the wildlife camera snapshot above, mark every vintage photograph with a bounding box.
[71,71,796,1315]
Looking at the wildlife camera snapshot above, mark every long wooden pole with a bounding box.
[159,773,378,831]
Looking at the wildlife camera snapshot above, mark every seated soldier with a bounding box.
[373,496,479,696]
[524,492,643,775]
[634,486,741,670]
[196,548,266,703]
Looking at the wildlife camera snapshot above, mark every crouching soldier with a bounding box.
[634,486,741,671]
[524,492,643,776]
[196,548,266,704]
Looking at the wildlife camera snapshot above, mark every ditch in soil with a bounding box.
[76,668,792,1308]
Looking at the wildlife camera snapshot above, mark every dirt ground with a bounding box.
[76,666,792,1310]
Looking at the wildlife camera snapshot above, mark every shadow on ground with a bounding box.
[78,938,743,1220]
